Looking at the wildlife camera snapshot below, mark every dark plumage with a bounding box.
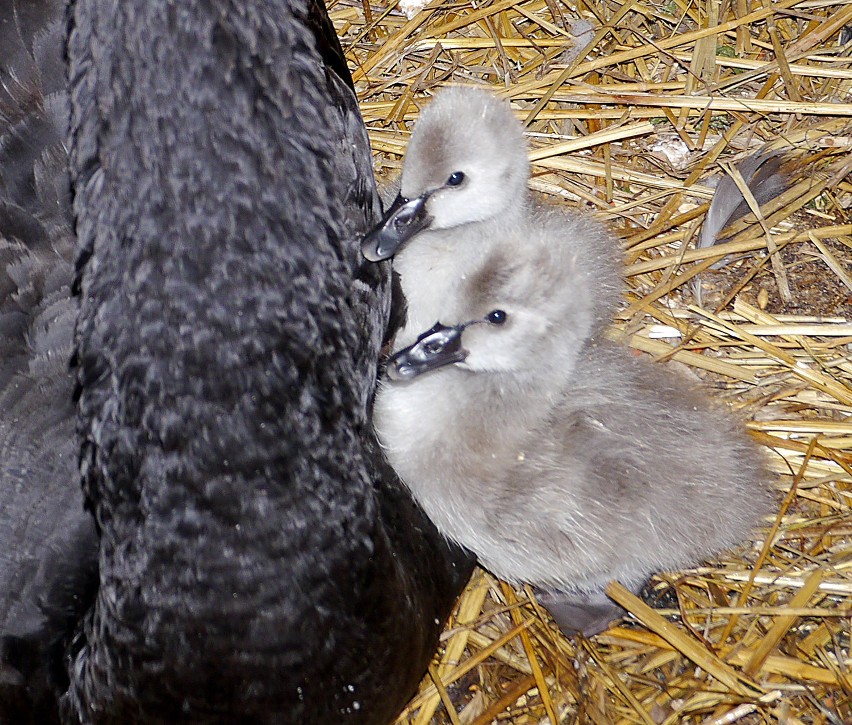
[1,0,473,722]
[0,2,97,721]
[697,149,789,253]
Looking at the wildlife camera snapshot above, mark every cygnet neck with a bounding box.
[377,363,557,499]
[392,201,530,347]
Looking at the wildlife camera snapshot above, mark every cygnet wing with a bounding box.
[491,339,771,593]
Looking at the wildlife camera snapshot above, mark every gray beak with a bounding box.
[386,323,468,381]
[361,193,431,262]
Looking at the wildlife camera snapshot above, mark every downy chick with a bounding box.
[361,86,623,349]
[373,234,773,635]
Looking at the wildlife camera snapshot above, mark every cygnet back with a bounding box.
[474,337,774,594]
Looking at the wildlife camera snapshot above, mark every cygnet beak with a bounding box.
[361,193,431,261]
[386,322,467,381]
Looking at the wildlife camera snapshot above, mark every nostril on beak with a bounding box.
[395,207,415,226]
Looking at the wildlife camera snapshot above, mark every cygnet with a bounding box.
[373,235,773,635]
[361,86,623,349]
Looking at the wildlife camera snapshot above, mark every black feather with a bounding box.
[0,2,97,722]
[1,0,473,722]
[64,0,474,722]
[697,148,788,252]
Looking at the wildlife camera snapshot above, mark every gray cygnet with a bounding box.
[362,86,623,350]
[374,232,773,635]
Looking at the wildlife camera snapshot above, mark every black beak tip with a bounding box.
[360,193,431,263]
[361,233,395,262]
[386,362,414,382]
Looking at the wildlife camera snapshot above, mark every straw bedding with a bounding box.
[328,0,852,720]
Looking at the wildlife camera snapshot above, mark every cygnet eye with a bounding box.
[446,171,465,187]
[486,309,507,325]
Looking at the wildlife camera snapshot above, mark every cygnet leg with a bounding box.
[535,588,626,638]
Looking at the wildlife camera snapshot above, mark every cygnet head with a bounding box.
[362,87,530,261]
[386,237,594,385]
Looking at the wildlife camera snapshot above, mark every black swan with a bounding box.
[0,0,474,721]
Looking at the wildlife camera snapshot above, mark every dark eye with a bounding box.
[446,171,465,187]
[486,309,507,325]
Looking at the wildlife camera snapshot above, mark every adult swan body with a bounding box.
[0,0,473,721]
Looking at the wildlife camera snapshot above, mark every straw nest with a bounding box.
[329,0,852,721]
